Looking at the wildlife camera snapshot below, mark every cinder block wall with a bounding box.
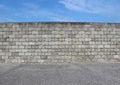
[0,22,120,63]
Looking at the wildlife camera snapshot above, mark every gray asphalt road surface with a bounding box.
[0,63,120,85]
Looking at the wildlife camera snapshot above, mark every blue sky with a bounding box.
[0,0,120,22]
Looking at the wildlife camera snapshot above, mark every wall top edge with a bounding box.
[0,22,120,25]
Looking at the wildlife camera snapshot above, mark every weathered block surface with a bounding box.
[0,22,120,63]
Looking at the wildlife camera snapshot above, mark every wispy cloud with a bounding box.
[59,0,119,14]
[14,3,75,21]
[0,5,4,9]
[0,4,9,10]
[0,2,75,22]
[0,4,16,22]
[0,0,119,22]
[0,16,15,22]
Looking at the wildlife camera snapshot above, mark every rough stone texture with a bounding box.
[0,22,120,63]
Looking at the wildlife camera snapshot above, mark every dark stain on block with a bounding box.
[40,56,48,60]
[9,42,16,46]
[68,34,76,38]
[11,52,19,56]
[0,59,5,63]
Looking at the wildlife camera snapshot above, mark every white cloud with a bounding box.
[0,2,77,22]
[22,3,40,10]
[0,4,8,9]
[0,4,5,8]
[0,16,15,22]
[50,15,75,21]
[14,3,75,21]
[59,0,118,14]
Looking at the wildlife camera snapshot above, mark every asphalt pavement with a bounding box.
[0,63,120,85]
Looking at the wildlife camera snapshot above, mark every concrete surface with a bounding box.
[0,63,120,85]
